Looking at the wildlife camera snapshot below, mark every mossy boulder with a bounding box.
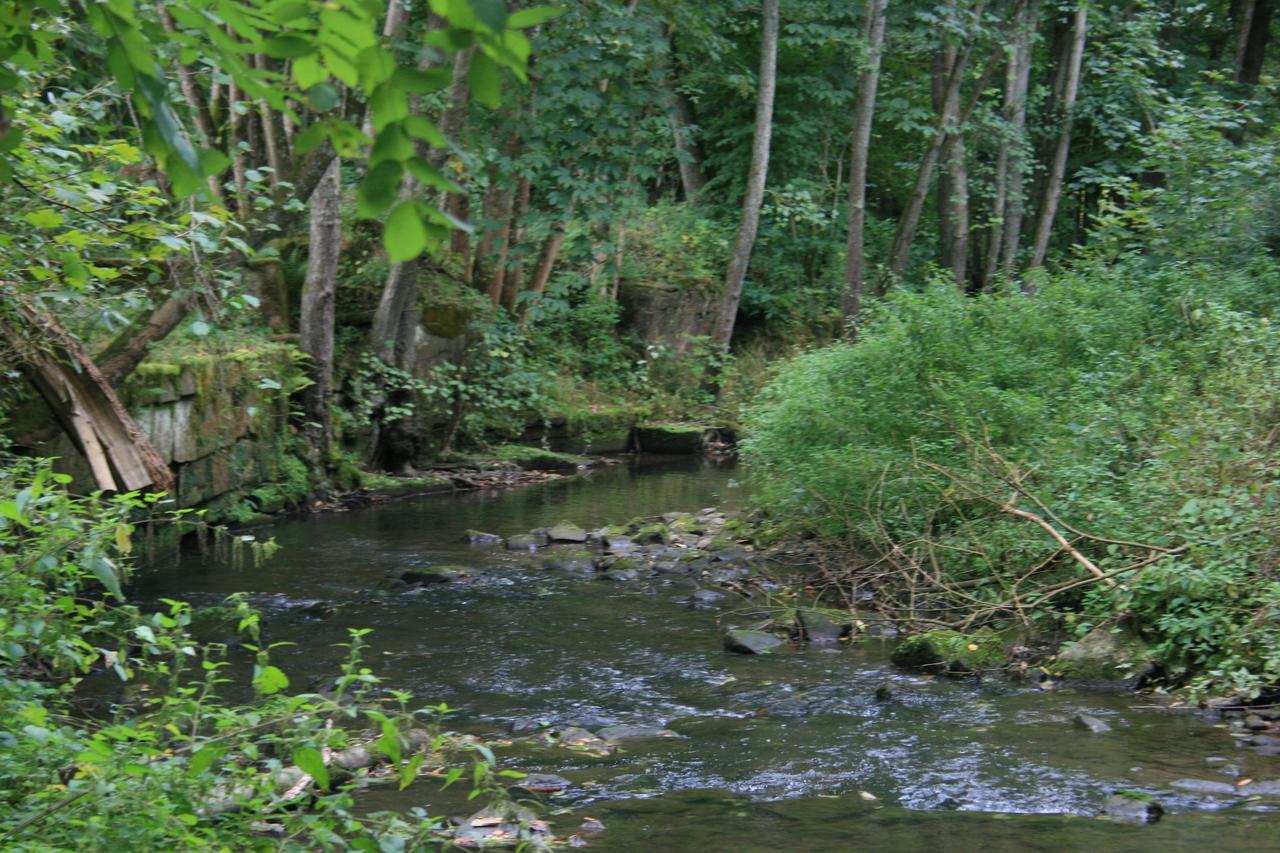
[491,444,585,471]
[1049,625,1153,687]
[633,523,670,545]
[890,628,1006,675]
[633,425,708,454]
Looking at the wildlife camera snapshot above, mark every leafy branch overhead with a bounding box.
[0,0,563,261]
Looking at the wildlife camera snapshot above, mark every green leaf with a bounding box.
[23,209,64,229]
[467,51,501,108]
[370,82,409,132]
[293,746,331,790]
[507,6,566,28]
[399,753,425,789]
[261,35,316,58]
[384,201,429,262]
[403,116,446,148]
[307,83,341,112]
[405,157,460,192]
[357,46,396,90]
[468,0,507,31]
[376,719,402,764]
[293,121,330,156]
[86,554,124,601]
[253,664,289,695]
[293,54,326,90]
[199,148,230,177]
[357,160,403,218]
[165,150,203,198]
[392,66,450,93]
[370,124,413,165]
[188,746,222,777]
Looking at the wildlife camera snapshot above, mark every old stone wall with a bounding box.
[14,346,307,520]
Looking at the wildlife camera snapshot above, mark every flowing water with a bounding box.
[140,458,1280,851]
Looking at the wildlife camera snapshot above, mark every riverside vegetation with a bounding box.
[2,0,1280,848]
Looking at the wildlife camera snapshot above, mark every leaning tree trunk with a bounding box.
[840,0,889,326]
[883,44,976,283]
[714,0,780,349]
[3,298,173,493]
[1027,4,1087,276]
[299,158,341,463]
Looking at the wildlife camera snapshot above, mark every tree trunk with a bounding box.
[1028,4,1087,275]
[987,0,1038,282]
[501,176,533,311]
[884,44,996,283]
[299,159,341,462]
[370,45,473,368]
[528,225,566,298]
[663,27,708,202]
[253,54,285,193]
[714,0,780,349]
[157,7,224,204]
[4,299,173,493]
[97,291,191,387]
[932,42,969,287]
[840,0,889,325]
[1235,0,1273,85]
[228,82,252,220]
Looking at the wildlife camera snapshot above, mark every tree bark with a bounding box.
[528,225,566,298]
[1235,0,1273,85]
[714,0,780,349]
[664,27,708,202]
[987,0,1037,282]
[840,0,889,325]
[228,81,252,220]
[96,292,190,387]
[253,53,285,193]
[4,298,173,493]
[933,43,969,287]
[157,7,224,204]
[299,159,341,461]
[370,46,474,368]
[501,175,533,311]
[884,43,1002,283]
[1027,4,1087,275]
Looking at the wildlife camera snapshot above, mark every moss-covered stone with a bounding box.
[890,628,1006,675]
[1049,625,1153,685]
[491,444,586,471]
[633,424,709,454]
[633,523,670,545]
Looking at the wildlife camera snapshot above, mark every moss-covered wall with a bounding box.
[17,345,310,524]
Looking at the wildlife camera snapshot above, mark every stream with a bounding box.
[139,457,1280,850]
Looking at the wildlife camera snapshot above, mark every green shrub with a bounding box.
[742,258,1280,695]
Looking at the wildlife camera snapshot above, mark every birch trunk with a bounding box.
[840,0,889,325]
[1027,5,1087,275]
[714,0,779,349]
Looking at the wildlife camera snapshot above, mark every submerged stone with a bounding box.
[1103,791,1163,823]
[507,533,546,551]
[1169,778,1239,795]
[1073,712,1113,734]
[400,565,470,584]
[724,629,785,655]
[520,773,572,793]
[597,724,678,742]
[548,522,588,543]
[465,529,503,546]
[795,608,851,643]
